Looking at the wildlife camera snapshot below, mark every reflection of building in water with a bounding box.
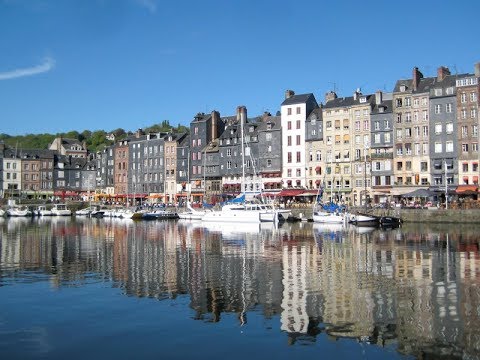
[2,220,480,357]
[280,243,310,334]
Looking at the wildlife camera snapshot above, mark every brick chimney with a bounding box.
[211,110,220,139]
[375,90,383,105]
[236,105,247,124]
[325,91,337,103]
[285,90,295,99]
[475,62,480,77]
[412,67,423,91]
[437,66,450,82]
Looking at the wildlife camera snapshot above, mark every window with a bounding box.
[396,113,402,123]
[396,129,402,140]
[414,111,419,122]
[296,120,301,129]
[434,104,441,114]
[296,135,301,145]
[471,108,477,119]
[422,110,428,121]
[421,162,428,172]
[446,103,452,113]
[463,163,469,172]
[326,121,332,129]
[423,126,428,137]
[405,128,411,138]
[355,120,361,131]
[287,136,292,146]
[287,108,292,115]
[473,143,479,152]
[434,142,442,153]
[374,134,381,143]
[405,97,411,106]
[287,152,292,163]
[296,152,301,163]
[413,143,420,155]
[287,121,292,130]
[435,124,442,134]
[384,133,391,143]
[405,112,411,122]
[266,133,272,141]
[473,125,478,137]
[462,144,469,153]
[374,121,380,130]
[462,125,468,138]
[461,93,467,103]
[296,106,301,114]
[446,123,453,134]
[446,141,453,152]
[266,159,272,167]
[396,145,403,156]
[461,108,467,119]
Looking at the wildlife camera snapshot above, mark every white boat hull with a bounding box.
[312,210,345,224]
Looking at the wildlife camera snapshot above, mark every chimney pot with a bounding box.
[285,90,295,99]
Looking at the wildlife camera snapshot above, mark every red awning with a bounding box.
[315,166,321,171]
[456,185,478,193]
[299,190,319,196]
[278,189,305,197]
[315,179,321,184]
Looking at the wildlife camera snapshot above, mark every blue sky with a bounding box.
[1,0,479,136]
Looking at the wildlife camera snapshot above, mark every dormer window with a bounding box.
[400,85,407,92]
[359,96,366,103]
[249,126,254,133]
[266,122,272,130]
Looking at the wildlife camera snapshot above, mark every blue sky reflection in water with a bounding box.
[2,217,477,359]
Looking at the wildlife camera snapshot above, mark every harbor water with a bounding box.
[0,217,478,359]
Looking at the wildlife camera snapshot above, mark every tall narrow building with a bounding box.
[280,90,318,190]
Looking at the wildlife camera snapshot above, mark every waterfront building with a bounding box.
[257,112,283,194]
[305,108,323,191]
[49,137,88,158]
[0,141,3,198]
[456,63,480,188]
[114,139,129,197]
[95,146,115,196]
[128,130,165,200]
[392,67,434,196]
[19,149,55,199]
[281,90,319,190]
[429,67,458,192]
[176,134,190,202]
[2,149,22,198]
[370,91,394,204]
[164,132,188,204]
[321,90,373,206]
[189,111,225,203]
[218,106,261,200]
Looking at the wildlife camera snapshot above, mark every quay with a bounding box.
[288,207,480,224]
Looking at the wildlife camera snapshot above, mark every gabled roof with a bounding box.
[323,94,374,109]
[281,93,315,106]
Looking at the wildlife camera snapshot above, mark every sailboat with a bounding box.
[202,108,278,223]
[312,160,345,224]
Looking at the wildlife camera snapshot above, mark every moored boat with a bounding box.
[348,212,379,227]
[51,204,72,216]
[6,205,32,217]
[36,205,53,216]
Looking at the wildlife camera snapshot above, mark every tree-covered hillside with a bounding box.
[0,120,189,152]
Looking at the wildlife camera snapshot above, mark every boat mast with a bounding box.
[240,108,246,196]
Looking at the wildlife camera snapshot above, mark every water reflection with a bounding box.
[0,217,479,358]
